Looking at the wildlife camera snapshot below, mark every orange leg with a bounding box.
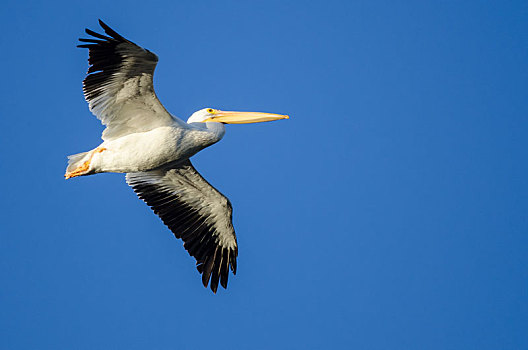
[65,147,106,179]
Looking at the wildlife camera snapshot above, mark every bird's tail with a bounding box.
[66,151,91,174]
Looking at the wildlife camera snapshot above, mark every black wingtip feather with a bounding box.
[230,249,238,274]
[202,249,217,289]
[220,248,229,289]
[98,19,126,41]
[210,251,223,293]
[84,28,111,41]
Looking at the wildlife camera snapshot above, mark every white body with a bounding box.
[67,121,225,175]
[91,122,224,173]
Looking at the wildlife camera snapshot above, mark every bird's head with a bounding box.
[187,108,289,124]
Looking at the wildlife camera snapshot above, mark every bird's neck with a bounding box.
[204,122,226,141]
[188,121,226,144]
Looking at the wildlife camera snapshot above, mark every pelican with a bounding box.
[65,20,289,293]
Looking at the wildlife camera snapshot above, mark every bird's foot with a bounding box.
[64,161,90,179]
[64,147,106,179]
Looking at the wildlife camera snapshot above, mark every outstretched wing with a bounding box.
[126,160,238,293]
[78,20,181,141]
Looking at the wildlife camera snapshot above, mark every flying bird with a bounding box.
[65,20,289,293]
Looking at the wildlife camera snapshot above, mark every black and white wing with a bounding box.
[78,20,182,141]
[126,160,238,293]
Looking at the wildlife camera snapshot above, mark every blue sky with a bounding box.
[1,0,527,349]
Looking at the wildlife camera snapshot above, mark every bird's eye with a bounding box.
[207,108,214,113]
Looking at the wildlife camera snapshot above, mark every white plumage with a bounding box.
[65,20,288,293]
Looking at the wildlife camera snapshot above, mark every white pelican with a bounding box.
[65,20,289,293]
